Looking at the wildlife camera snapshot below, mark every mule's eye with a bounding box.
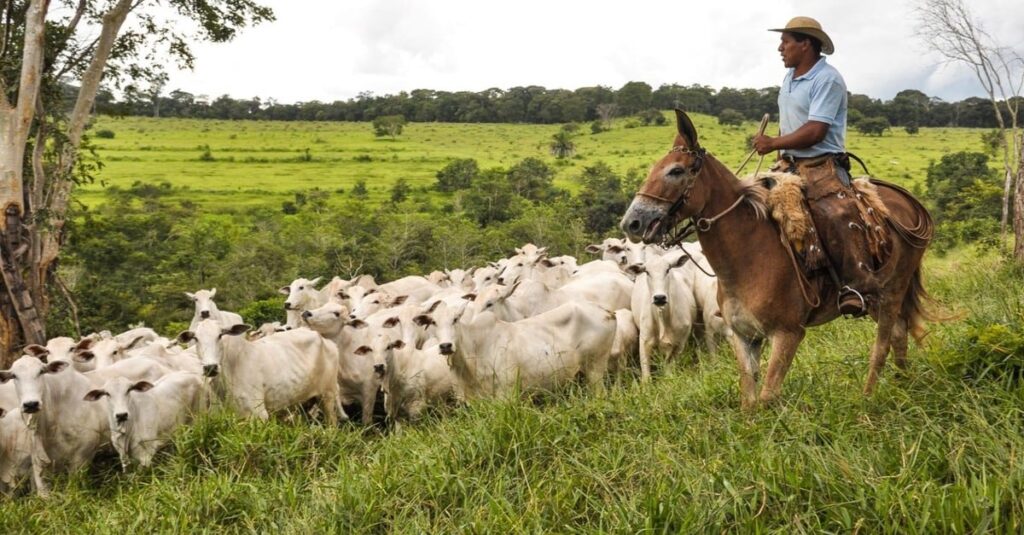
[667,167,685,177]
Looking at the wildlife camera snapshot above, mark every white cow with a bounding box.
[177,320,341,423]
[376,276,442,305]
[415,300,616,400]
[186,289,244,331]
[610,309,640,375]
[478,271,632,321]
[300,303,382,425]
[0,355,111,496]
[628,250,698,382]
[358,333,457,423]
[84,371,205,470]
[0,384,31,495]
[280,277,334,328]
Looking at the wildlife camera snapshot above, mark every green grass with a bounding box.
[1,249,1022,532]
[82,115,991,210]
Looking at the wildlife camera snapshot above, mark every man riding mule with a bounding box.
[620,109,935,408]
[752,16,877,317]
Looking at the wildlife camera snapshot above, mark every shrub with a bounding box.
[95,129,116,139]
[856,116,890,136]
[717,108,744,126]
[590,120,607,134]
[372,114,407,139]
[436,158,479,192]
[905,123,920,135]
[198,144,215,161]
[351,179,369,199]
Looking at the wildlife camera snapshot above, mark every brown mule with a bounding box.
[620,109,935,409]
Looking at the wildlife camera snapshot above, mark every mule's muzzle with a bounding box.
[620,199,668,244]
[203,364,220,377]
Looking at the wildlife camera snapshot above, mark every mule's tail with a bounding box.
[902,268,941,345]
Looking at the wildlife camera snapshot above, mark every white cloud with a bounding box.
[163,0,1019,103]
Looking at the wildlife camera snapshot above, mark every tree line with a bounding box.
[97,82,1019,129]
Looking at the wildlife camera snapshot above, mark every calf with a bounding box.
[84,371,205,470]
[0,384,31,495]
[357,333,457,423]
[628,250,697,382]
[179,320,341,423]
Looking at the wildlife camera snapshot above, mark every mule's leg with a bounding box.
[890,316,910,372]
[864,299,899,395]
[758,328,806,404]
[728,334,763,409]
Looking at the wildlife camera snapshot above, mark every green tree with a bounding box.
[717,108,744,127]
[390,178,411,203]
[436,158,479,192]
[507,157,559,202]
[549,130,576,159]
[616,81,653,115]
[372,114,408,139]
[905,122,920,135]
[574,162,631,234]
[462,169,520,227]
[638,109,667,126]
[926,152,1001,222]
[857,116,891,136]
[351,179,369,200]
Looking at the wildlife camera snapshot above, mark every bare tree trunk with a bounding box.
[1014,132,1024,262]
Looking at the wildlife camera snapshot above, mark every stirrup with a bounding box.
[838,286,867,318]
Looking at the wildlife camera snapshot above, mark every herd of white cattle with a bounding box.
[0,237,728,497]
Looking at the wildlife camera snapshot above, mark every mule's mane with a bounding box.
[703,152,769,221]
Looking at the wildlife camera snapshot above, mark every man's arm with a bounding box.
[752,121,829,155]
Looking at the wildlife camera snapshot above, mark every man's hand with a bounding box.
[753,135,775,155]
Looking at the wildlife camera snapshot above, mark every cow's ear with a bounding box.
[365,288,377,295]
[425,300,442,313]
[585,244,601,253]
[278,285,290,296]
[337,291,349,300]
[129,381,154,393]
[353,346,371,356]
[24,344,49,358]
[540,259,555,268]
[0,408,6,418]
[388,340,405,351]
[391,295,408,306]
[45,361,69,374]
[0,371,12,384]
[185,292,195,300]
[123,335,147,351]
[309,277,322,287]
[347,319,368,329]
[412,315,434,327]
[608,245,624,254]
[75,338,95,351]
[177,331,196,344]
[626,264,646,275]
[461,293,477,301]
[75,351,95,362]
[672,254,690,268]
[220,324,251,337]
[383,317,400,328]
[209,288,217,298]
[83,389,109,401]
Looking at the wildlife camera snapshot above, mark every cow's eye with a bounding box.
[299,286,304,290]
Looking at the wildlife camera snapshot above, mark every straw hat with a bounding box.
[769,16,834,55]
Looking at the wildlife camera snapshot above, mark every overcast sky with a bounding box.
[161,0,1024,104]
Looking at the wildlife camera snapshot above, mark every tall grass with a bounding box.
[1,247,1021,532]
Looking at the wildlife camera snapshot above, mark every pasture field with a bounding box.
[83,114,991,210]
[0,250,1021,532]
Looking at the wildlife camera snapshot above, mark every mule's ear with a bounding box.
[674,108,699,149]
[129,381,154,393]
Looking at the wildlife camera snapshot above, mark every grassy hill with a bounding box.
[83,114,991,210]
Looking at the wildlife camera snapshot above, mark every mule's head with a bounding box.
[621,109,710,243]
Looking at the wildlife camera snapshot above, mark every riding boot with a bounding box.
[833,217,883,317]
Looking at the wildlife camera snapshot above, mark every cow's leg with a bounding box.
[638,337,654,383]
[865,298,899,395]
[758,328,806,404]
[729,334,763,410]
[583,351,610,395]
[30,440,50,498]
[361,385,379,426]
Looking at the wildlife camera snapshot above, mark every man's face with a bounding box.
[778,32,806,69]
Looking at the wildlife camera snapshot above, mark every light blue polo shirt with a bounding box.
[778,56,847,158]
